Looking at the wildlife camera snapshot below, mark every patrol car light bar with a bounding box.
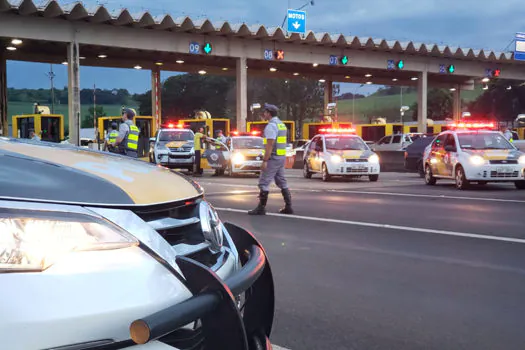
[449,121,495,129]
[319,128,356,134]
[164,123,185,129]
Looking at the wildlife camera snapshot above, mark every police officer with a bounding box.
[114,108,140,158]
[248,103,293,215]
[105,122,119,153]
[212,129,227,177]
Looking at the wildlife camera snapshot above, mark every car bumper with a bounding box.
[157,153,194,167]
[232,161,263,172]
[18,224,273,350]
[329,161,381,175]
[464,164,525,181]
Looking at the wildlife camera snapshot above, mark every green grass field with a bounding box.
[334,87,483,122]
[7,101,138,128]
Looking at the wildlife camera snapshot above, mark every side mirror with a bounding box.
[149,137,156,142]
[444,145,457,152]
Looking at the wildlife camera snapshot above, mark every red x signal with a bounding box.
[275,50,285,60]
[493,69,501,77]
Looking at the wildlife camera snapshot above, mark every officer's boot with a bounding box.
[248,190,269,215]
[279,188,294,214]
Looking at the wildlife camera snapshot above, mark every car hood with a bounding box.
[0,138,203,206]
[162,140,194,148]
[463,149,523,160]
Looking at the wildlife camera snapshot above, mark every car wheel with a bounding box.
[515,180,525,190]
[228,162,235,177]
[424,165,437,185]
[321,163,331,182]
[303,161,312,179]
[417,160,425,178]
[455,165,470,190]
[369,174,379,182]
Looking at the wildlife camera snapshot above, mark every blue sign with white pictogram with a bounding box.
[287,9,306,34]
[387,60,395,70]
[264,49,274,60]
[514,33,525,61]
[189,42,200,55]
[329,55,338,65]
[439,64,446,74]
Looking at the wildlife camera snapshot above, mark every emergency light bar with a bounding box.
[163,123,185,129]
[448,121,495,129]
[319,128,356,134]
[231,130,262,136]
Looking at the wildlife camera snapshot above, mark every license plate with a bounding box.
[497,167,513,173]
[352,165,366,169]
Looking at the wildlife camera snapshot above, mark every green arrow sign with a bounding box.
[448,64,455,73]
[203,42,212,54]
[397,60,404,69]
[341,56,349,65]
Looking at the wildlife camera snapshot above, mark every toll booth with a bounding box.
[247,121,296,143]
[97,116,157,157]
[355,123,442,142]
[12,114,64,142]
[176,118,230,138]
[302,122,353,140]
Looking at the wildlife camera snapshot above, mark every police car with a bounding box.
[303,128,380,182]
[227,131,265,176]
[423,121,525,190]
[150,123,195,171]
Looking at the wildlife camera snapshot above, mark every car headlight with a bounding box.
[469,155,486,166]
[519,155,525,165]
[331,154,342,163]
[368,154,380,164]
[232,152,245,165]
[0,210,138,272]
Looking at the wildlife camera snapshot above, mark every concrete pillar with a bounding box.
[151,68,162,129]
[417,70,428,133]
[67,41,81,146]
[324,80,333,116]
[236,57,247,132]
[452,85,461,121]
[0,52,7,137]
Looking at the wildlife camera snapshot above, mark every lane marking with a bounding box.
[200,182,525,204]
[216,207,525,244]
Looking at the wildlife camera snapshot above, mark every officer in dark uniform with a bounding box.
[248,103,293,215]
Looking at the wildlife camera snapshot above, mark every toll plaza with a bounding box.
[2,0,525,146]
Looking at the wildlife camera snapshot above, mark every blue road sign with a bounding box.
[189,42,200,54]
[485,68,493,77]
[514,32,525,61]
[287,9,306,34]
[329,55,338,65]
[387,60,395,70]
[439,64,446,74]
[264,49,274,60]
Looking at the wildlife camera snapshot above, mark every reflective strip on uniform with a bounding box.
[108,131,118,143]
[126,124,140,151]
[263,121,287,156]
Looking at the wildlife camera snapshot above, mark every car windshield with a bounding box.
[159,130,193,142]
[325,136,368,150]
[232,137,264,149]
[458,132,513,150]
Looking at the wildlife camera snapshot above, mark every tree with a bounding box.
[82,106,106,128]
[410,88,453,121]
[468,81,525,121]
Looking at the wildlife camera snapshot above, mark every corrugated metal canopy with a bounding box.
[0,0,518,63]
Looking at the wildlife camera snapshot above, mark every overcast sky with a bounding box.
[6,0,523,95]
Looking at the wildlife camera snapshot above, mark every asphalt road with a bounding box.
[195,170,525,350]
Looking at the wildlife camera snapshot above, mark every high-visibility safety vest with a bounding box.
[263,121,287,157]
[108,130,118,144]
[126,124,140,151]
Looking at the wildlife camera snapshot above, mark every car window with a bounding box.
[458,132,514,150]
[325,136,368,150]
[309,137,318,151]
[378,136,391,145]
[159,130,193,142]
[392,135,402,143]
[232,137,264,149]
[445,134,456,148]
[432,134,446,150]
[404,135,411,142]
[316,137,324,151]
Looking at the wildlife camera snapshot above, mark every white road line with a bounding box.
[216,207,525,244]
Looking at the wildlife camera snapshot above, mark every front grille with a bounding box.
[170,154,193,159]
[490,171,519,178]
[244,155,263,161]
[169,147,192,152]
[346,167,368,173]
[345,159,367,163]
[489,160,518,164]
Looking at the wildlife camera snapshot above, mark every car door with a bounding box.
[442,134,457,177]
[305,137,319,171]
[429,134,447,176]
[373,136,392,151]
[389,134,403,151]
[311,137,325,172]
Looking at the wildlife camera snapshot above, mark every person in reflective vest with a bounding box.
[105,122,120,153]
[248,103,293,215]
[114,108,140,158]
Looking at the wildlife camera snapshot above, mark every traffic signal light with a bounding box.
[493,69,501,77]
[396,60,404,69]
[340,55,349,65]
[447,65,455,74]
[275,50,285,60]
[203,42,212,54]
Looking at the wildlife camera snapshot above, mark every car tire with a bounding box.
[369,174,379,182]
[322,163,331,182]
[417,160,425,178]
[515,180,525,190]
[228,162,235,177]
[424,165,437,186]
[303,161,312,179]
[455,165,470,190]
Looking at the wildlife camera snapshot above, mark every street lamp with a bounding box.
[352,84,364,124]
[400,106,410,124]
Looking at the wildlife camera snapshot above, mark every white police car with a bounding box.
[423,121,525,190]
[150,124,195,171]
[303,128,380,182]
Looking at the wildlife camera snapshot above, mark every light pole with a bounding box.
[46,64,56,113]
[352,84,364,124]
